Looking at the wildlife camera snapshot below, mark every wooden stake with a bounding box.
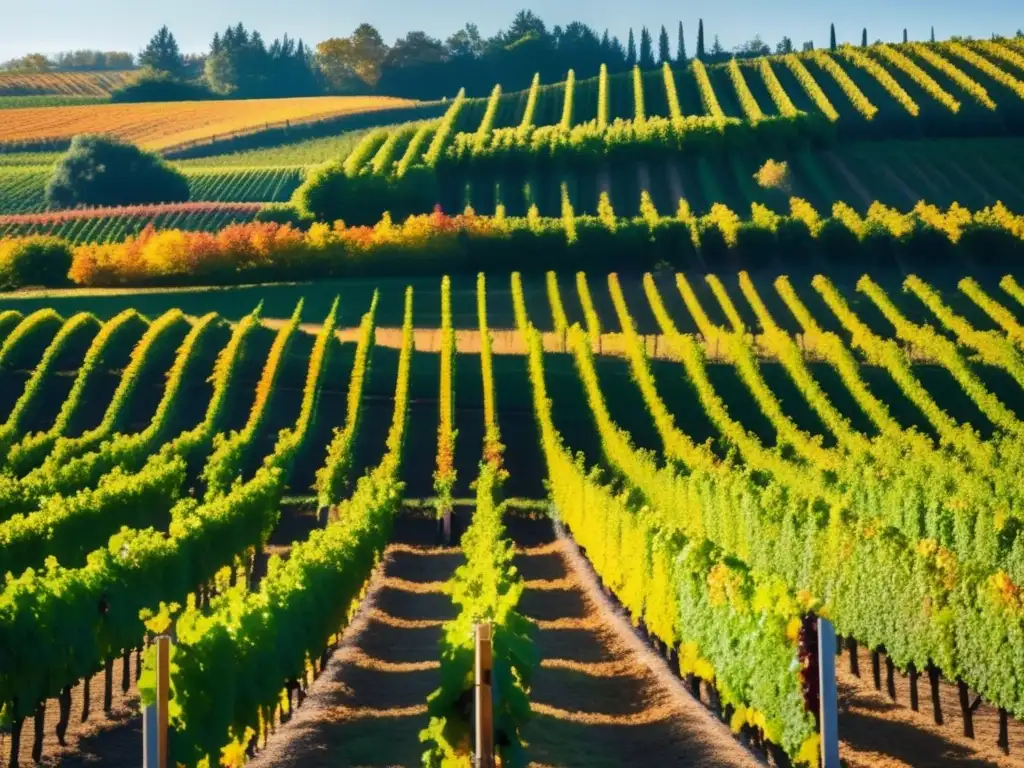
[885,655,896,700]
[475,623,494,768]
[157,636,169,768]
[818,618,840,768]
[998,708,1009,754]
[871,650,881,690]
[144,636,171,768]
[847,637,859,677]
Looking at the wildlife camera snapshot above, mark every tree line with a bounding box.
[5,12,1024,102]
[1,50,136,72]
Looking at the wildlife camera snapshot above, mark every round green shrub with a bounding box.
[0,237,73,289]
[292,163,438,226]
[46,134,190,209]
[255,203,314,229]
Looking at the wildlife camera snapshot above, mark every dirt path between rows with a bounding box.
[7,511,1022,766]
[514,516,758,767]
[250,513,760,768]
[667,161,686,205]
[247,514,461,767]
[836,644,1024,767]
[825,151,874,209]
[0,648,143,767]
[881,166,922,208]
[259,319,946,364]
[637,163,652,195]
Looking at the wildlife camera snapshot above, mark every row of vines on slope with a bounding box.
[421,272,535,767]
[146,289,414,765]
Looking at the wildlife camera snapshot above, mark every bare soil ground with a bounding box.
[262,320,947,366]
[825,151,875,208]
[250,513,760,767]
[0,649,142,767]
[510,516,758,768]
[245,514,461,768]
[835,646,1024,768]
[880,166,923,208]
[6,511,1024,767]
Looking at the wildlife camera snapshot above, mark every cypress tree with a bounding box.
[930,26,936,43]
[626,29,637,67]
[861,28,868,47]
[658,25,671,64]
[697,19,705,60]
[830,23,837,51]
[639,27,655,68]
[903,28,909,43]
[676,22,687,63]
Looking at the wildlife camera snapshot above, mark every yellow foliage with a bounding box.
[754,159,790,191]
[0,96,416,150]
[796,734,821,766]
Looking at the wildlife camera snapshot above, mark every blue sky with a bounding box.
[1,0,1020,60]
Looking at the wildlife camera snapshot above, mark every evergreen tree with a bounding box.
[710,34,724,57]
[676,22,687,63]
[626,28,637,67]
[903,28,909,43]
[610,36,627,69]
[658,25,671,64]
[830,23,837,51]
[697,19,706,60]
[140,25,184,76]
[639,27,655,67]
[931,26,936,43]
[861,28,868,47]
[601,29,612,56]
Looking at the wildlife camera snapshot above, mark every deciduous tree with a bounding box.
[317,24,388,89]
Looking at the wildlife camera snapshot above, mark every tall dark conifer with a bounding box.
[830,23,837,51]
[140,25,184,75]
[658,26,671,64]
[676,22,687,63]
[639,27,655,68]
[696,19,705,60]
[626,28,637,67]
